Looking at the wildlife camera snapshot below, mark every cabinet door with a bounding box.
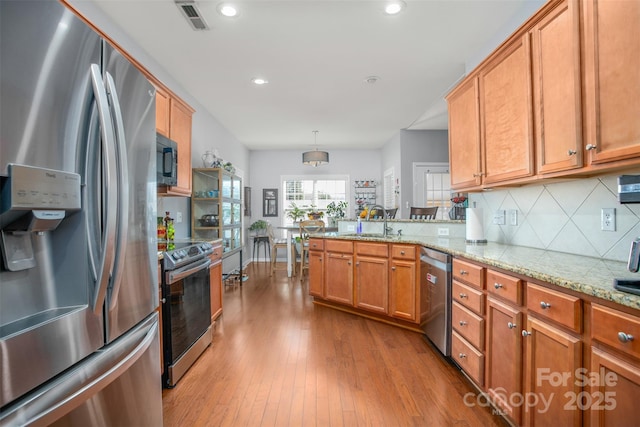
[590,347,640,427]
[486,297,523,424]
[355,256,389,314]
[308,250,325,298]
[583,0,640,165]
[389,259,417,322]
[523,317,582,427]
[447,77,482,190]
[155,87,170,138]
[168,98,193,195]
[480,35,535,185]
[209,260,222,323]
[325,253,353,305]
[533,0,583,174]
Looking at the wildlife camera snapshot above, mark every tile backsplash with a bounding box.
[468,174,640,262]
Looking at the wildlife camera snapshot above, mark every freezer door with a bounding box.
[101,44,158,343]
[0,313,163,427]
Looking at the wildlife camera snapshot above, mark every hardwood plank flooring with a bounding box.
[162,262,507,426]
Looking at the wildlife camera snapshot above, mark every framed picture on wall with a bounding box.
[263,188,278,217]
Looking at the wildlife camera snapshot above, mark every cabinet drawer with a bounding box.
[391,244,416,260]
[452,330,484,387]
[453,280,484,315]
[452,259,484,289]
[452,301,485,350]
[591,304,640,359]
[308,238,324,251]
[326,239,353,254]
[356,241,388,257]
[486,269,522,305]
[527,283,581,332]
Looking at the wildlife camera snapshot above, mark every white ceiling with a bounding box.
[86,0,543,151]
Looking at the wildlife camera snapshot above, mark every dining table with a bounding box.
[277,225,338,277]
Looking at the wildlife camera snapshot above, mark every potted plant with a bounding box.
[306,204,324,220]
[326,201,347,226]
[286,202,306,223]
[248,219,268,235]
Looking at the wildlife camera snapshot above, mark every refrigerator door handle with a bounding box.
[89,64,118,314]
[0,314,159,427]
[104,72,129,310]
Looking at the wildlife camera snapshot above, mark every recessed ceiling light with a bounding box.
[217,3,238,17]
[364,76,380,84]
[251,77,268,85]
[384,1,406,15]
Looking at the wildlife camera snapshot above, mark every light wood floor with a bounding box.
[162,262,507,426]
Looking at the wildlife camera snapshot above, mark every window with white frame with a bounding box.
[281,175,349,226]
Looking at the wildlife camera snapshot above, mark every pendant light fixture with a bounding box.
[302,130,329,167]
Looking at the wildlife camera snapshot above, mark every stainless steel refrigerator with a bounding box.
[0,1,162,425]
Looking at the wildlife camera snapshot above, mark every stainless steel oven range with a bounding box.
[161,241,214,387]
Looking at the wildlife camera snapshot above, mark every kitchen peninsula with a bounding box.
[308,220,640,426]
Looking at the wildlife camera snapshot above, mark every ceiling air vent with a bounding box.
[175,0,209,31]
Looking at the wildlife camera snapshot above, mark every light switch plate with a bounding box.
[509,209,518,226]
[493,210,506,225]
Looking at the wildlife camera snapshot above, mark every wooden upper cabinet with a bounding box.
[447,77,482,190]
[532,0,583,175]
[155,87,170,138]
[582,0,640,166]
[480,34,535,186]
[156,87,194,196]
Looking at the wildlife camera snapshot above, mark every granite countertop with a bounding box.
[318,233,640,311]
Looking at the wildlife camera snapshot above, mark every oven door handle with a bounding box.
[167,258,211,284]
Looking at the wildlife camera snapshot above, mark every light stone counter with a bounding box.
[319,232,640,311]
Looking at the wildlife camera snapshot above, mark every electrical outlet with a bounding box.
[509,209,518,226]
[601,208,616,231]
[347,225,355,232]
[493,210,506,225]
[438,228,449,236]
[176,212,183,223]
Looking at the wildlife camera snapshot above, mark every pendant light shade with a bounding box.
[302,131,329,167]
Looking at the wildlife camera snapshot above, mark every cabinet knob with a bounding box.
[460,270,468,275]
[458,353,467,359]
[507,322,517,329]
[459,320,468,326]
[161,298,166,304]
[618,332,635,343]
[522,330,531,337]
[494,283,503,289]
[400,251,405,255]
[459,293,467,299]
[348,261,352,265]
[586,144,597,151]
[356,262,360,266]
[540,301,551,309]
[567,149,577,156]
[391,266,396,271]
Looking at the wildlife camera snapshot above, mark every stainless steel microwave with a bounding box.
[156,133,178,186]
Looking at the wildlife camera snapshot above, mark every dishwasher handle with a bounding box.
[420,247,451,271]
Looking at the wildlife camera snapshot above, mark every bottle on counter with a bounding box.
[157,217,167,240]
[164,211,175,241]
[356,217,362,234]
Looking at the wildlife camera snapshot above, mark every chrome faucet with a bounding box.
[367,204,392,237]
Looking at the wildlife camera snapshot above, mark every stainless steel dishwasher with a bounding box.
[420,247,452,356]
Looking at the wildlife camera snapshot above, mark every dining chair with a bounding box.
[298,219,325,281]
[268,224,295,276]
[384,208,398,219]
[409,206,438,220]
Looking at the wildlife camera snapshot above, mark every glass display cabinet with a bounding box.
[191,168,242,256]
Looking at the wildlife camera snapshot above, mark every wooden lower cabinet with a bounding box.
[355,254,388,314]
[325,251,353,305]
[589,347,640,427]
[209,260,222,323]
[522,316,582,427]
[389,258,417,322]
[486,296,524,424]
[308,249,324,298]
